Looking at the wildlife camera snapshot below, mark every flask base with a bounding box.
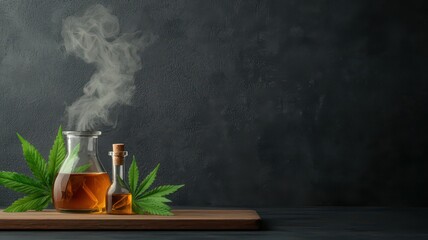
[56,208,106,213]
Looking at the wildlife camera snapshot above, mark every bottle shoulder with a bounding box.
[107,182,131,195]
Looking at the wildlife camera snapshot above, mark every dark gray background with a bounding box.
[0,0,427,207]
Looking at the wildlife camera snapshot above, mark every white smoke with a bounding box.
[62,4,152,130]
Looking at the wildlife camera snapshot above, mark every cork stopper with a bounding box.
[113,143,125,152]
[111,143,127,165]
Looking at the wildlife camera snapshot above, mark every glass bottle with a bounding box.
[106,143,133,214]
[53,131,111,213]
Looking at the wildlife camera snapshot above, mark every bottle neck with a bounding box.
[110,151,128,183]
[113,163,125,183]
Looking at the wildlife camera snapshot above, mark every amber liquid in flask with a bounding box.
[53,131,111,213]
[107,144,133,214]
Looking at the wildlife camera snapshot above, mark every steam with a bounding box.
[62,4,152,130]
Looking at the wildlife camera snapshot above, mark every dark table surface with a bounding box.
[0,207,427,239]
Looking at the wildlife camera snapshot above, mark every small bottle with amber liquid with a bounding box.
[106,144,132,214]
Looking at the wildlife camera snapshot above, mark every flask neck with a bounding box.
[67,136,98,155]
[63,131,101,156]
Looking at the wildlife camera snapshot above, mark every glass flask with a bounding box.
[106,144,132,214]
[53,131,111,213]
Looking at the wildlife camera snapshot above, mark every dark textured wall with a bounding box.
[0,0,427,207]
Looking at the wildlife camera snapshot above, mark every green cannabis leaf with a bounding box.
[46,127,66,186]
[0,126,66,212]
[123,156,184,216]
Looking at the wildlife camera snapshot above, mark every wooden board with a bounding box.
[0,209,261,230]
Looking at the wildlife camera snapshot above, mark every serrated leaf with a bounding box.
[134,199,172,216]
[17,133,48,185]
[140,196,171,203]
[47,126,66,185]
[129,162,184,215]
[136,197,171,211]
[135,164,159,197]
[3,194,50,212]
[0,171,49,195]
[132,201,146,214]
[139,184,184,199]
[128,156,139,194]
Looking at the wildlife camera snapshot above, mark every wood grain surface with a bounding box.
[0,209,261,230]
